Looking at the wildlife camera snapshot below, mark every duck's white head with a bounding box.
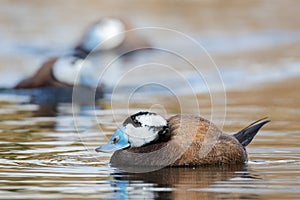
[52,55,99,88]
[96,112,170,153]
[81,17,126,52]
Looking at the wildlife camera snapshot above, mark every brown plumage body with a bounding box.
[14,57,68,89]
[110,115,250,167]
[14,57,105,90]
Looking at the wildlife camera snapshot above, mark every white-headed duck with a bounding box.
[96,111,269,167]
[15,17,150,89]
[14,55,101,89]
[74,17,151,55]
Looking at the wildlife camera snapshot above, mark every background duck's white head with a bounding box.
[81,17,126,52]
[52,55,99,88]
[96,112,169,153]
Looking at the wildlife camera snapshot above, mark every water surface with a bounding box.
[0,0,300,199]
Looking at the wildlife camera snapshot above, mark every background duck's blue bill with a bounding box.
[95,128,130,153]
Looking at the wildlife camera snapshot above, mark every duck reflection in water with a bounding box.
[109,165,259,199]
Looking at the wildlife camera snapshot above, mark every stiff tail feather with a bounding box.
[234,117,270,147]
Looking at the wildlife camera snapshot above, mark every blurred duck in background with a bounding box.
[14,17,150,90]
[74,16,151,56]
[14,55,101,89]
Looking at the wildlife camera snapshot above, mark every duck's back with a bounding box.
[168,115,247,166]
[14,58,67,89]
[110,115,247,167]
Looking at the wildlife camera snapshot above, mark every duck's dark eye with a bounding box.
[123,116,142,127]
[71,59,78,65]
[131,117,141,126]
[112,136,119,144]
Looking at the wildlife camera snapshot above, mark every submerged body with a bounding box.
[96,112,269,167]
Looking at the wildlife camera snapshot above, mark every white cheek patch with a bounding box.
[82,18,125,51]
[136,114,167,127]
[125,124,158,147]
[53,57,82,85]
[99,18,125,50]
[52,57,96,87]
